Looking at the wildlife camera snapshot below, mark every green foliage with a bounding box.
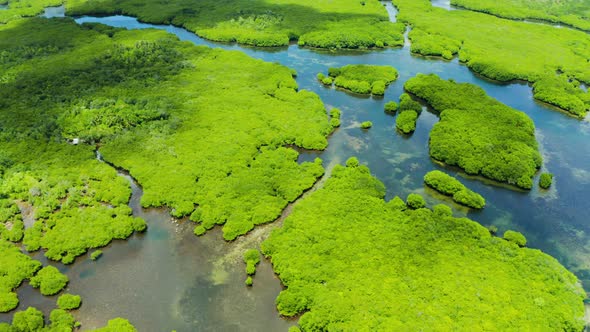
[0,239,41,312]
[408,29,461,60]
[91,250,103,261]
[539,173,553,189]
[405,74,542,189]
[433,204,453,217]
[89,318,137,332]
[1,19,330,241]
[360,121,373,129]
[406,193,425,209]
[11,307,44,332]
[262,161,585,330]
[67,0,404,49]
[193,225,206,236]
[393,0,590,116]
[29,266,68,296]
[532,76,589,118]
[0,0,63,23]
[3,306,129,331]
[451,0,590,32]
[384,101,399,113]
[245,276,253,286]
[57,294,82,310]
[243,249,261,275]
[395,110,418,134]
[424,170,485,209]
[504,230,527,247]
[398,93,422,113]
[320,64,398,95]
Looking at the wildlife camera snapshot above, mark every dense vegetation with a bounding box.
[532,75,590,118]
[504,230,527,247]
[1,18,332,241]
[0,306,136,331]
[395,93,422,134]
[0,0,62,23]
[29,266,68,296]
[0,240,40,312]
[393,0,590,117]
[539,173,554,189]
[65,0,405,49]
[424,170,485,208]
[57,294,82,310]
[320,65,398,95]
[262,159,585,330]
[451,0,590,32]
[405,74,542,189]
[384,101,398,114]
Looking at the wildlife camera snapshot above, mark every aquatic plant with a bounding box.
[405,74,542,189]
[262,159,585,330]
[424,170,485,209]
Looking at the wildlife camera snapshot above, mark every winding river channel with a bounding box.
[2,3,590,331]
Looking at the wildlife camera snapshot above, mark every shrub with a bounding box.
[330,118,341,128]
[453,189,486,209]
[504,230,527,247]
[396,110,418,134]
[321,77,334,85]
[29,266,68,296]
[321,65,398,95]
[406,193,426,209]
[361,121,373,129]
[424,170,485,209]
[346,157,360,168]
[387,196,407,211]
[384,101,398,113]
[399,93,422,113]
[194,225,206,236]
[433,204,453,217]
[12,307,44,332]
[539,173,553,189]
[371,81,386,95]
[424,170,464,195]
[57,294,82,310]
[91,250,102,261]
[330,108,341,119]
[244,249,261,275]
[316,73,325,81]
[245,276,253,286]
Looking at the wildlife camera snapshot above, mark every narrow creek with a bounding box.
[2,3,590,330]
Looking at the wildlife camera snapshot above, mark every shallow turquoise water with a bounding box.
[2,7,589,331]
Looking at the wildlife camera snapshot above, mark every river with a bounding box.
[2,3,590,331]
